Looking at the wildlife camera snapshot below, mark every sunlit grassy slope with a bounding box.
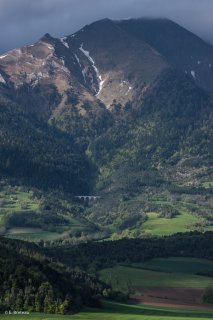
[141,212,199,236]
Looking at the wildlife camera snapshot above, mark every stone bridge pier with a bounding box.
[75,195,101,202]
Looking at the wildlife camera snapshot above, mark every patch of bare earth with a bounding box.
[130,287,213,310]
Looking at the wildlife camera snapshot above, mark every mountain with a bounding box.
[86,69,213,232]
[0,19,167,113]
[0,17,168,193]
[0,18,212,239]
[117,18,213,92]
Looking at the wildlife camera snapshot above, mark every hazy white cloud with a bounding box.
[0,0,213,53]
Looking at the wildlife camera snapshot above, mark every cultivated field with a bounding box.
[100,258,213,310]
[0,302,213,319]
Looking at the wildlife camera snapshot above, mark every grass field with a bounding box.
[0,189,39,230]
[99,257,213,291]
[141,211,199,236]
[99,258,213,310]
[100,266,213,289]
[0,186,87,242]
[0,190,39,219]
[0,302,213,320]
[135,257,213,274]
[0,188,63,241]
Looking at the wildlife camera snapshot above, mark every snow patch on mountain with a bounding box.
[82,68,87,83]
[0,73,6,84]
[191,70,196,79]
[74,54,81,67]
[0,54,8,59]
[79,44,96,66]
[60,37,69,49]
[98,78,105,96]
[79,43,104,95]
[125,86,133,95]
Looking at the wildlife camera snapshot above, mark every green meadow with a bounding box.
[1,302,213,320]
[100,266,213,289]
[99,257,213,290]
[137,257,213,274]
[141,211,199,236]
[0,187,86,242]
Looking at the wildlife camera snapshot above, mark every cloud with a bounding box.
[0,0,213,53]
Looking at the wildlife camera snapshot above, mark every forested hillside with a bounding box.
[1,231,212,313]
[0,100,94,193]
[84,70,213,236]
[0,237,107,314]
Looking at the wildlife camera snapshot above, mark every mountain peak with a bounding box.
[40,33,55,42]
[116,17,213,92]
[82,17,116,33]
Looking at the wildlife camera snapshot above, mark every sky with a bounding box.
[0,0,213,54]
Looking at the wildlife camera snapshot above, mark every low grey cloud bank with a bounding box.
[1,0,213,53]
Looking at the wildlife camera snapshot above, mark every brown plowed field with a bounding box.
[131,287,213,310]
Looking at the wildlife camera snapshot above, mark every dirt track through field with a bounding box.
[131,287,213,310]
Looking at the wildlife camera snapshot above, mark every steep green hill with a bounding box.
[0,237,106,314]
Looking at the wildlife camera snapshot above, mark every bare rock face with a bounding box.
[0,39,54,88]
[65,19,167,109]
[0,19,168,122]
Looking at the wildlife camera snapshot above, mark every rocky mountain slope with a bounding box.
[0,19,167,115]
[117,18,213,92]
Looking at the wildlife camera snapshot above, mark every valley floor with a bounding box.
[1,302,213,320]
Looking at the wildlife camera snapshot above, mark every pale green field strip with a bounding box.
[131,257,213,274]
[0,302,212,320]
[100,266,213,288]
[6,231,63,241]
